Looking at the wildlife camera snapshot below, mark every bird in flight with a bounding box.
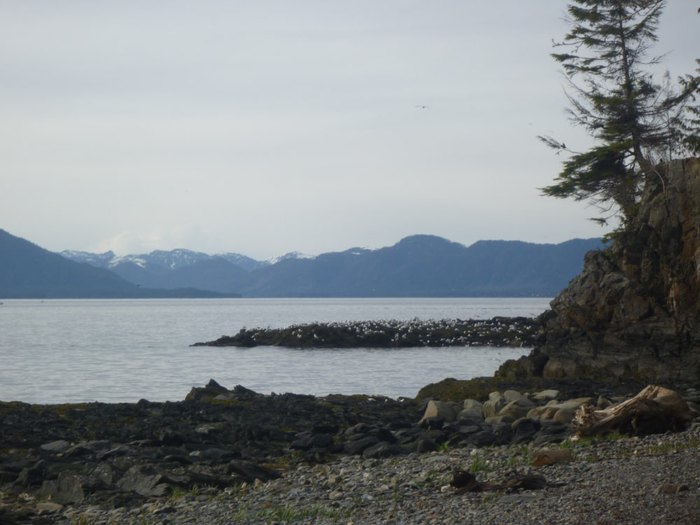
[415,105,429,109]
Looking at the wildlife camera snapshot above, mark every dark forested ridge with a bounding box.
[61,234,604,298]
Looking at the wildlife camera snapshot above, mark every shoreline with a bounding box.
[2,379,699,524]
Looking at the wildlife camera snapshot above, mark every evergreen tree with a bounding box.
[540,0,696,225]
[678,60,700,155]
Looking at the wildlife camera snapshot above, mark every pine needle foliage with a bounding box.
[540,0,699,225]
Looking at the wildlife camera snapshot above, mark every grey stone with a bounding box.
[362,441,401,459]
[38,472,85,505]
[419,400,459,425]
[499,398,535,420]
[344,436,380,455]
[116,465,170,497]
[40,440,71,454]
[503,390,524,403]
[533,389,560,402]
[483,395,507,418]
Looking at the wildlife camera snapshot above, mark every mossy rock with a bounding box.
[415,376,626,403]
[415,377,540,403]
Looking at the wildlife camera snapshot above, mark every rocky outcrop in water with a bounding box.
[498,158,700,385]
[192,317,540,349]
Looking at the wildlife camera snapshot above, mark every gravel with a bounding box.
[55,423,700,525]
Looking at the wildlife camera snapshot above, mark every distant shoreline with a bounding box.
[193,316,541,349]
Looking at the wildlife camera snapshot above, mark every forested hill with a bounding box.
[239,235,604,297]
[62,234,605,298]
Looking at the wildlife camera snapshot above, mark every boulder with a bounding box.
[531,422,570,446]
[463,430,497,447]
[227,461,280,483]
[39,440,71,454]
[528,397,593,422]
[503,390,524,403]
[362,442,402,459]
[482,393,506,418]
[533,389,560,402]
[485,415,514,426]
[498,398,535,420]
[416,437,438,453]
[552,407,578,425]
[419,400,459,426]
[344,436,380,455]
[531,448,573,467]
[38,472,85,505]
[116,465,172,497]
[460,399,484,420]
[511,418,540,444]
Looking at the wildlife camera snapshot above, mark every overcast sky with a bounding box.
[1,1,698,259]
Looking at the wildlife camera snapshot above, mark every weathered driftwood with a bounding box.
[572,385,692,437]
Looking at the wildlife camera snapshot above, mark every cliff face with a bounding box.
[498,158,700,385]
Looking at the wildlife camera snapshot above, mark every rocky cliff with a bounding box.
[498,157,700,385]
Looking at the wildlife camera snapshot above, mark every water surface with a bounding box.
[0,298,549,403]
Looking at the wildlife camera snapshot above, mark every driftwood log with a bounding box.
[450,469,547,493]
[572,385,692,437]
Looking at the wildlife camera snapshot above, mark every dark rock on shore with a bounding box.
[192,316,541,348]
[2,380,697,523]
[0,381,421,521]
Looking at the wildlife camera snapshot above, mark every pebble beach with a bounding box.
[56,424,700,525]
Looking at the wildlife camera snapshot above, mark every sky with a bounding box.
[1,1,698,260]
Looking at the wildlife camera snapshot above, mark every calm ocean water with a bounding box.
[0,298,550,403]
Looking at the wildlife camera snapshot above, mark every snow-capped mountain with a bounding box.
[61,249,269,272]
[58,235,606,297]
[60,250,117,268]
[266,251,316,265]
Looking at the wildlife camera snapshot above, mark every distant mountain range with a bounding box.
[0,229,236,299]
[57,233,605,298]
